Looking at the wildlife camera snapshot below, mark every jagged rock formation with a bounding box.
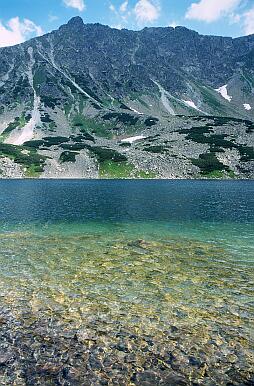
[0,17,253,178]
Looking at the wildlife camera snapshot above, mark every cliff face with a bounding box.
[0,17,253,178]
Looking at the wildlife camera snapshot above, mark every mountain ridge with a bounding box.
[0,17,253,179]
[48,16,254,39]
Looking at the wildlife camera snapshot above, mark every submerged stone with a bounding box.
[0,228,252,384]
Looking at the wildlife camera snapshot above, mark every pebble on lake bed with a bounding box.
[0,233,253,385]
[0,307,253,385]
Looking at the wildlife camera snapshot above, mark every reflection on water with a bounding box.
[0,181,253,385]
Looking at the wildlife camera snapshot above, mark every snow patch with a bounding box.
[243,103,251,111]
[153,81,176,115]
[121,135,146,144]
[182,99,206,114]
[183,100,199,110]
[129,107,143,115]
[12,96,40,145]
[215,85,232,102]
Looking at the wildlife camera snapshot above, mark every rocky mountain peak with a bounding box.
[67,16,84,27]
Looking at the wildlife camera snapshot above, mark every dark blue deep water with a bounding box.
[0,179,253,224]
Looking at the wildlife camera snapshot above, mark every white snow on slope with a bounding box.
[129,107,143,115]
[243,103,251,111]
[121,135,146,144]
[215,85,232,102]
[182,99,207,114]
[6,47,41,145]
[12,96,41,145]
[153,81,176,115]
[183,100,199,111]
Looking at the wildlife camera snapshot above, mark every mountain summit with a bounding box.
[0,18,253,178]
[67,16,84,25]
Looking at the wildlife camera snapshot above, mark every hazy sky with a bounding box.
[0,0,254,47]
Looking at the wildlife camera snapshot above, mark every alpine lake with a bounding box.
[0,180,253,385]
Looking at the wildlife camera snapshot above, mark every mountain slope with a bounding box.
[0,17,253,178]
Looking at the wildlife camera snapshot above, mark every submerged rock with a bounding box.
[0,233,253,385]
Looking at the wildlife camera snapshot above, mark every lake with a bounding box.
[0,180,253,385]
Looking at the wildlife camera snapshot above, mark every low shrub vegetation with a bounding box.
[59,151,78,163]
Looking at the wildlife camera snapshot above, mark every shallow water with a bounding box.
[0,180,253,385]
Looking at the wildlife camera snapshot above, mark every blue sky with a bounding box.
[0,0,254,47]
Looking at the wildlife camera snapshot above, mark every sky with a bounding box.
[0,0,254,48]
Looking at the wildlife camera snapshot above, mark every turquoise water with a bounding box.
[0,180,253,385]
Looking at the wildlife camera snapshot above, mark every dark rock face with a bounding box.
[0,17,254,112]
[42,22,254,96]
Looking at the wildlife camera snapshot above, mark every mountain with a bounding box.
[0,17,253,178]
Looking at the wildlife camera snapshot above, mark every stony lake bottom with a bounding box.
[0,180,253,386]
